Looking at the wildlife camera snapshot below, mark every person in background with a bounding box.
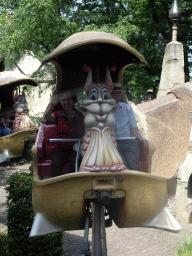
[43,90,85,177]
[145,89,155,102]
[111,83,148,172]
[0,114,12,136]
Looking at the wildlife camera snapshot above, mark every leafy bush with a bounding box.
[0,233,8,256]
[76,92,87,110]
[6,172,64,256]
[30,112,44,127]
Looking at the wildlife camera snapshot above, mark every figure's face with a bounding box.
[87,85,111,101]
[14,96,29,114]
[80,84,117,130]
[59,92,75,112]
[111,91,122,104]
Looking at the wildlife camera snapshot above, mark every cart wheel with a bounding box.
[92,202,107,256]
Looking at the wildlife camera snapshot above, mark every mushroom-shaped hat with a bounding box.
[42,31,146,92]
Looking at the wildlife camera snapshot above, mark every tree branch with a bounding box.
[14,62,27,75]
[148,0,158,23]
[118,0,127,13]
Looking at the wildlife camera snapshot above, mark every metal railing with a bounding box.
[47,137,137,172]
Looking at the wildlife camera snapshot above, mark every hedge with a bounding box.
[6,172,64,256]
[0,233,8,256]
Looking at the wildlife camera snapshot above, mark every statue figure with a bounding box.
[79,66,126,172]
[13,87,37,133]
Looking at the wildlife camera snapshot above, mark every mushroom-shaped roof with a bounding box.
[42,31,146,92]
[0,71,38,87]
[43,31,146,65]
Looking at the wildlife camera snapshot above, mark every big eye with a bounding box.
[103,92,110,100]
[91,93,98,100]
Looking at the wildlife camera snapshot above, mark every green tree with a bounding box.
[69,0,170,100]
[0,0,191,102]
[0,0,78,68]
[72,0,192,101]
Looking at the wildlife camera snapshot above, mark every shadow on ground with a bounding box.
[63,231,85,256]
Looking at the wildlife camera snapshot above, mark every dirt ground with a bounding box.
[1,158,192,256]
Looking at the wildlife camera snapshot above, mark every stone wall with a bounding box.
[136,83,192,179]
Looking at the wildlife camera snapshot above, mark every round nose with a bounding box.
[97,97,103,104]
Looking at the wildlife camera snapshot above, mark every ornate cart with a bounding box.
[30,31,181,255]
[0,71,38,162]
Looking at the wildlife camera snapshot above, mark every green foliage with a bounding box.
[6,172,64,256]
[75,0,192,98]
[30,112,44,127]
[177,238,192,255]
[0,0,192,101]
[76,92,87,110]
[72,0,127,28]
[0,233,8,256]
[0,0,78,68]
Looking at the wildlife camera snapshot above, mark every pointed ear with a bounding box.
[105,68,113,93]
[14,87,19,101]
[22,86,27,97]
[84,69,93,94]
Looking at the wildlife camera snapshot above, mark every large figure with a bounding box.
[144,89,155,102]
[13,87,37,133]
[79,67,127,172]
